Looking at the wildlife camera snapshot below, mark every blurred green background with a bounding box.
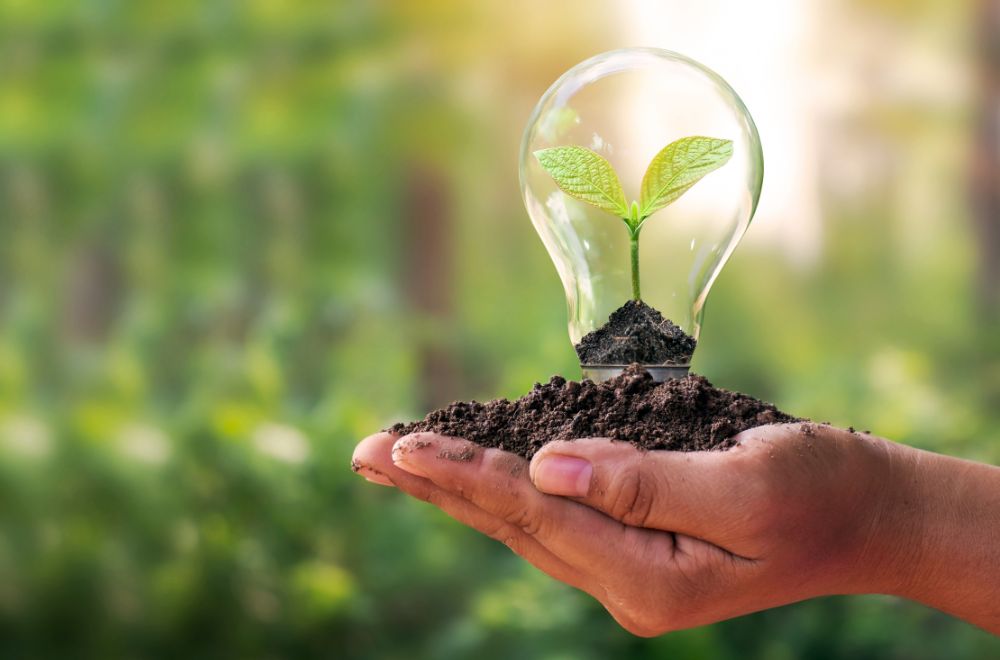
[1,0,999,657]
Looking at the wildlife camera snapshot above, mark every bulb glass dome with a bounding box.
[519,48,763,356]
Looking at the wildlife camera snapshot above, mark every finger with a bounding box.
[352,433,602,597]
[387,433,761,634]
[528,438,749,544]
[351,433,397,486]
[390,433,671,576]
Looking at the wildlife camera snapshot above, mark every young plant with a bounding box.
[534,136,733,300]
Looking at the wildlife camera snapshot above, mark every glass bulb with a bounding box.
[519,48,763,379]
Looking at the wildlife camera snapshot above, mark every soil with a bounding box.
[575,299,696,365]
[389,365,801,460]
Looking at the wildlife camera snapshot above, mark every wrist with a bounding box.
[860,442,1000,631]
[855,439,932,597]
[833,436,929,597]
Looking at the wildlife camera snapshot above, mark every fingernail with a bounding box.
[392,441,430,478]
[351,460,395,487]
[360,467,395,487]
[532,455,592,497]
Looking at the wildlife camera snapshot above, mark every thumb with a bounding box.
[528,438,745,539]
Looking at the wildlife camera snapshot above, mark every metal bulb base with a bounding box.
[581,364,690,383]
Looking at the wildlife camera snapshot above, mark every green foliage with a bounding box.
[0,2,998,659]
[534,137,733,229]
[639,136,733,218]
[533,146,629,217]
[535,136,733,299]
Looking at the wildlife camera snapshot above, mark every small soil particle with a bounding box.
[575,300,696,365]
[493,453,525,477]
[393,438,431,458]
[389,365,802,460]
[438,447,477,462]
[351,458,389,479]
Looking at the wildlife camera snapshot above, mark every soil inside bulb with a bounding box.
[575,300,696,366]
[388,365,802,459]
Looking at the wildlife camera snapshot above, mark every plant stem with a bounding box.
[625,203,643,301]
[629,226,641,301]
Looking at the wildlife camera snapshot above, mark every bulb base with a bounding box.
[581,364,690,383]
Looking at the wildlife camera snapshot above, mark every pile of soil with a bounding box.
[389,365,801,459]
[575,300,696,365]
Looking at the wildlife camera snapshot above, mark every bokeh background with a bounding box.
[1,0,999,657]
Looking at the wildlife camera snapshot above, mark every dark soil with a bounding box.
[389,365,801,459]
[575,299,696,365]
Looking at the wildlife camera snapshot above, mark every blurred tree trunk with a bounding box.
[63,244,121,345]
[972,0,1000,320]
[402,166,460,409]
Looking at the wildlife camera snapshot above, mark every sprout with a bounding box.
[534,136,733,300]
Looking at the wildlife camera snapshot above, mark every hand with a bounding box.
[352,424,1000,635]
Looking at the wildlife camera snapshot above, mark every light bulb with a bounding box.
[519,48,763,381]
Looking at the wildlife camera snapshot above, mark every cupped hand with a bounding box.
[352,423,923,635]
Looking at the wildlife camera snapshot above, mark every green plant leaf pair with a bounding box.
[533,135,733,302]
[534,136,733,228]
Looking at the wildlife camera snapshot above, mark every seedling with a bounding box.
[535,136,732,300]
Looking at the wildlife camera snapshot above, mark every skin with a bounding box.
[352,423,1000,636]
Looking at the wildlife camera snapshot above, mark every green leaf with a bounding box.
[534,146,629,217]
[639,136,733,218]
